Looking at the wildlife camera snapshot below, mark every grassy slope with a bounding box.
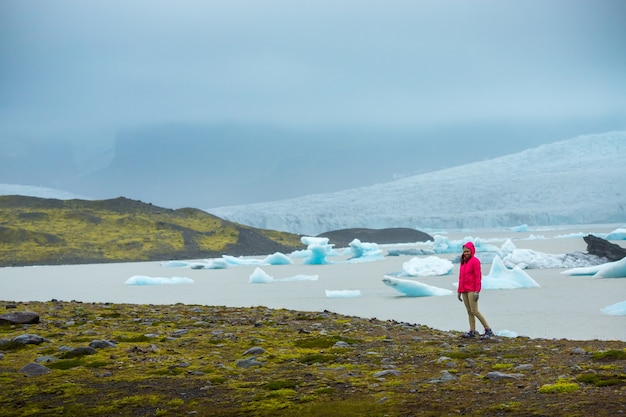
[0,196,304,267]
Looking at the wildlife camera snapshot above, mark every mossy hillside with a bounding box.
[0,196,304,267]
[1,301,625,416]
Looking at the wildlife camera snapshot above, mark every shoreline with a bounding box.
[2,224,624,342]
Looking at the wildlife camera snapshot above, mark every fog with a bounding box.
[1,0,625,208]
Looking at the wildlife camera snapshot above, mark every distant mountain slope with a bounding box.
[0,196,304,267]
[208,131,626,235]
[0,184,92,200]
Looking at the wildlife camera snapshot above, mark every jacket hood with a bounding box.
[463,242,476,256]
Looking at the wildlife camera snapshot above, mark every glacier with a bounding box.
[207,131,626,235]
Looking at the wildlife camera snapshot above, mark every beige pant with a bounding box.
[462,292,490,331]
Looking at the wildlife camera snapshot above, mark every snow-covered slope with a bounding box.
[0,184,91,200]
[208,131,626,235]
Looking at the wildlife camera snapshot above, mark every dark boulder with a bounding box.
[19,363,51,377]
[12,334,49,345]
[0,311,40,325]
[584,234,626,262]
[60,346,97,358]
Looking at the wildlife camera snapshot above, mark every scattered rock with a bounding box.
[242,346,265,356]
[89,340,117,349]
[19,363,51,377]
[428,370,458,383]
[486,371,525,381]
[13,334,48,345]
[36,356,58,363]
[60,346,97,358]
[373,369,401,378]
[236,358,264,368]
[0,311,40,325]
[584,234,626,262]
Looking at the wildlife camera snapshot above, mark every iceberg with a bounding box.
[481,256,540,289]
[601,300,626,316]
[401,256,453,277]
[325,289,361,298]
[344,238,384,262]
[562,257,626,278]
[125,276,194,285]
[382,276,453,297]
[606,228,626,240]
[249,267,318,283]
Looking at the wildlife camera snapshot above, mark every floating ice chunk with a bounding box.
[482,256,540,289]
[431,235,501,255]
[280,274,319,282]
[325,289,361,298]
[161,261,191,268]
[500,239,517,256]
[401,256,453,277]
[561,265,601,276]
[249,267,274,283]
[299,236,338,265]
[526,234,546,240]
[503,249,564,269]
[511,224,529,232]
[222,255,263,266]
[305,245,331,265]
[601,300,626,316]
[345,239,384,261]
[249,267,318,283]
[262,252,293,265]
[382,276,453,297]
[593,257,626,278]
[606,228,626,240]
[301,236,331,246]
[188,259,231,269]
[495,330,519,338]
[555,232,586,239]
[125,276,194,285]
[562,257,626,278]
[207,259,230,269]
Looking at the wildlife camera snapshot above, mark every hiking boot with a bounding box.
[480,328,495,339]
[461,330,478,338]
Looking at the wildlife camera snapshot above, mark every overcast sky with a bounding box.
[1,1,625,207]
[2,0,625,133]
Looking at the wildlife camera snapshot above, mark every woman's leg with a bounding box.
[466,292,490,329]
[461,292,476,331]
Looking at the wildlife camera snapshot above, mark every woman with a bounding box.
[457,241,494,339]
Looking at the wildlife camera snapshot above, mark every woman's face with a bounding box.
[463,247,471,259]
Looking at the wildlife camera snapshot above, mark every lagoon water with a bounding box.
[2,224,625,342]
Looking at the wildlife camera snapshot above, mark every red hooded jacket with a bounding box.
[458,241,482,293]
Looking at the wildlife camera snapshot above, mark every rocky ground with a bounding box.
[1,300,625,416]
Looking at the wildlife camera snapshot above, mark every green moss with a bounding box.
[576,373,626,387]
[264,380,298,390]
[591,349,626,361]
[47,359,83,370]
[115,334,152,343]
[538,382,580,394]
[298,353,336,364]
